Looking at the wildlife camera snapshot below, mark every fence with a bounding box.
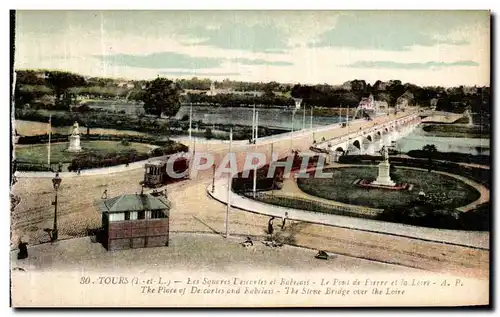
[242,191,382,219]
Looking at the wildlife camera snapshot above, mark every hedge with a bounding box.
[17,133,182,147]
[69,142,188,171]
[407,150,490,166]
[68,150,149,171]
[378,201,490,231]
[338,155,490,189]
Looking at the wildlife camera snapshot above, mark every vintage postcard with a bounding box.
[9,10,491,307]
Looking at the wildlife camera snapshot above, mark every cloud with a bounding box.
[178,22,290,53]
[345,60,479,69]
[159,71,240,77]
[309,11,486,50]
[94,52,293,69]
[95,52,225,69]
[232,58,293,66]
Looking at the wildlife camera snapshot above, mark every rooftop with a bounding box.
[96,193,171,214]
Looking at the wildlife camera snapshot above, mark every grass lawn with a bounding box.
[422,124,490,138]
[297,167,480,210]
[15,120,150,137]
[15,141,152,164]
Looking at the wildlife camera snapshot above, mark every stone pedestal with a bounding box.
[372,161,395,187]
[68,134,82,152]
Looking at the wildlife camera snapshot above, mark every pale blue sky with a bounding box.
[14,10,490,86]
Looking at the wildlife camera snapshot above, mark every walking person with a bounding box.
[281,212,288,230]
[267,217,275,237]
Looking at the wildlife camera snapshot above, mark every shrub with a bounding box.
[204,128,213,140]
[67,141,187,171]
[121,138,130,146]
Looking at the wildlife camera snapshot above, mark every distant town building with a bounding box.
[183,82,263,97]
[206,82,233,96]
[97,193,171,251]
[359,94,387,110]
[358,94,375,110]
[357,94,389,117]
[396,92,414,109]
[117,82,135,89]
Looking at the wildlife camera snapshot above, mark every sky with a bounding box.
[13,10,490,87]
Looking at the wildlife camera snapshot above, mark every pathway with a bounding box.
[207,178,489,250]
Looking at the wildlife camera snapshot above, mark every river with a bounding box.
[175,106,344,130]
[395,126,490,155]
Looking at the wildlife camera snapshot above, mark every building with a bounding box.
[97,193,171,251]
[358,94,375,110]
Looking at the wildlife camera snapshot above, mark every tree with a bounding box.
[45,71,86,109]
[141,77,182,118]
[14,85,35,108]
[204,128,213,140]
[263,81,279,98]
[422,144,438,172]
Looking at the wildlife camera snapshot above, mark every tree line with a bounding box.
[13,70,491,118]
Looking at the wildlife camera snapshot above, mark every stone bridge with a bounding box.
[313,113,421,160]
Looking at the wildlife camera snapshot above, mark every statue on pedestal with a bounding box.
[372,145,395,187]
[72,122,80,136]
[67,121,82,152]
[380,145,389,162]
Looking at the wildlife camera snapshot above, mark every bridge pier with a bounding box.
[391,130,399,141]
[365,142,376,155]
[382,133,392,147]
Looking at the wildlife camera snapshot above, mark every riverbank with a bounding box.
[422,124,490,138]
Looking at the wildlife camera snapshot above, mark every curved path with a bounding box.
[207,178,489,250]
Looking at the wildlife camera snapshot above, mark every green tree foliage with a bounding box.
[422,144,438,172]
[15,70,46,85]
[204,127,213,140]
[175,77,212,90]
[141,77,182,118]
[45,71,86,98]
[262,81,280,98]
[44,71,86,109]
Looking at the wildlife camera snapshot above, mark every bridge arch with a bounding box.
[352,139,361,149]
[335,146,345,152]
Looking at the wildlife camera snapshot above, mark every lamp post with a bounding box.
[211,163,216,193]
[51,172,62,242]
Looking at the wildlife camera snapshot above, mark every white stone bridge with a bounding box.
[313,112,421,159]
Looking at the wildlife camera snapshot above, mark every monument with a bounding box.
[464,106,473,127]
[67,121,82,152]
[293,98,302,110]
[355,145,411,190]
[371,146,395,187]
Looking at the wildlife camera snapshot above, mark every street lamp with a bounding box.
[51,172,62,242]
[211,163,216,193]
